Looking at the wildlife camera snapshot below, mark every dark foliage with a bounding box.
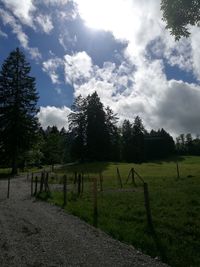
[145,129,175,160]
[176,133,200,155]
[0,48,39,174]
[41,126,71,168]
[68,92,120,162]
[161,0,200,40]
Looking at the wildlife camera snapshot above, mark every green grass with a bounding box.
[38,156,200,267]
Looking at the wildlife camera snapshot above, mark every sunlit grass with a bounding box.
[30,156,200,266]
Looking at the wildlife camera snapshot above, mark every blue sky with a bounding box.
[0,0,200,136]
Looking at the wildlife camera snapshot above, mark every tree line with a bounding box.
[65,92,176,163]
[176,133,200,156]
[0,48,199,174]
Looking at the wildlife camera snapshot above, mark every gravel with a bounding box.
[0,176,169,267]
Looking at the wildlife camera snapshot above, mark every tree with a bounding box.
[59,127,71,163]
[161,0,200,40]
[86,92,109,161]
[191,136,200,155]
[132,116,146,162]
[185,133,193,154]
[121,120,133,162]
[23,128,44,169]
[42,126,62,171]
[105,106,120,161]
[159,128,175,156]
[68,92,118,162]
[176,133,186,154]
[0,48,39,174]
[68,95,87,161]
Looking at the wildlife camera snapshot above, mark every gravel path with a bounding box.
[0,176,168,267]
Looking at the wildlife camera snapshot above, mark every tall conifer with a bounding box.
[0,48,39,174]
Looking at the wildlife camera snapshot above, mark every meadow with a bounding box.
[41,156,200,267]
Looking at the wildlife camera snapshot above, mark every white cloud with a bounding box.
[0,28,8,38]
[190,26,200,80]
[1,0,62,34]
[75,0,200,77]
[38,106,71,130]
[1,0,35,27]
[75,0,163,64]
[42,57,64,84]
[64,51,93,85]
[41,0,69,6]
[2,0,199,135]
[155,80,200,135]
[59,32,77,51]
[0,9,41,60]
[35,14,54,34]
[70,0,200,136]
[65,50,200,136]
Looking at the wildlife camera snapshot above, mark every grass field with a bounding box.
[3,156,200,266]
[44,156,200,267]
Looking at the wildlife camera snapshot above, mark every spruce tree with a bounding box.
[0,48,39,174]
[105,107,120,161]
[68,95,87,161]
[132,116,146,163]
[121,120,133,162]
[86,92,109,161]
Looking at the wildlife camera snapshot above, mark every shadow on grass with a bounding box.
[148,155,186,165]
[147,223,168,265]
[0,172,11,180]
[59,161,110,174]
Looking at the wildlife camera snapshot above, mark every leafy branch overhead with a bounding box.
[161,0,200,40]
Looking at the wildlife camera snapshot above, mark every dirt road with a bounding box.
[0,176,168,267]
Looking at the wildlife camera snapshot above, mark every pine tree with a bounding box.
[68,95,87,161]
[105,106,120,161]
[132,116,146,162]
[0,48,39,174]
[86,92,109,161]
[121,120,133,162]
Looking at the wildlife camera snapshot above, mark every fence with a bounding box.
[28,167,153,231]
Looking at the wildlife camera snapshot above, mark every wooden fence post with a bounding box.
[31,173,34,196]
[34,176,38,196]
[7,176,11,199]
[143,182,153,230]
[40,172,44,193]
[125,169,131,184]
[176,161,180,179]
[131,168,137,186]
[63,175,67,207]
[117,167,123,188]
[93,178,98,227]
[78,173,81,196]
[81,173,84,193]
[45,172,49,192]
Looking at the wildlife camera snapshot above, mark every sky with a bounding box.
[0,0,200,137]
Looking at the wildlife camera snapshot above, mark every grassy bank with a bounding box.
[40,156,200,267]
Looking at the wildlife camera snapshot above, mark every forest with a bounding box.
[1,48,200,173]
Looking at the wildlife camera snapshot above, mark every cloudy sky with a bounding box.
[0,0,200,137]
